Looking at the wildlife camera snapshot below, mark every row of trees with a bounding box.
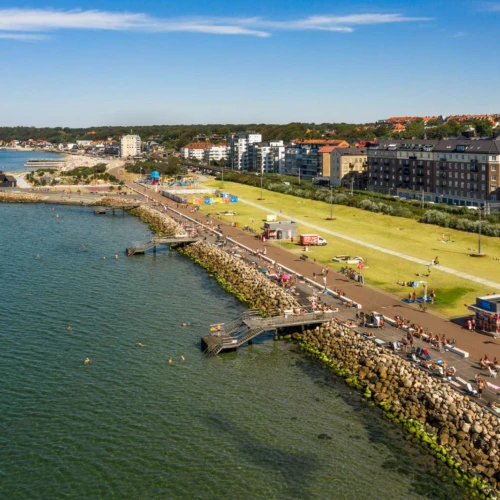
[0,119,496,149]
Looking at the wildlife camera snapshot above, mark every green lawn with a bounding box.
[200,180,500,318]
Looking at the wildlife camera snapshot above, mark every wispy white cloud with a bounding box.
[0,33,48,41]
[451,31,467,38]
[0,8,432,41]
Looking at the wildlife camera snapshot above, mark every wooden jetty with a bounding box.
[202,309,338,356]
[126,235,202,255]
[94,204,140,215]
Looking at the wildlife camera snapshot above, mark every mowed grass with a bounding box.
[199,180,500,318]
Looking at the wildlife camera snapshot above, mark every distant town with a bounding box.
[1,112,500,206]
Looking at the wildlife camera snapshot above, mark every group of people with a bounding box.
[479,354,499,371]
[466,317,477,332]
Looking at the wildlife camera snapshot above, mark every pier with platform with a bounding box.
[126,235,202,255]
[94,204,140,215]
[202,309,339,356]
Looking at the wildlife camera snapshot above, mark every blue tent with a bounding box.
[151,171,160,179]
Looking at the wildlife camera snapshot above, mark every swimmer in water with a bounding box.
[182,322,187,327]
[168,358,173,364]
[67,325,72,331]
[36,254,40,259]
[56,214,60,218]
[84,357,91,365]
[136,341,144,348]
[181,355,185,361]
[114,254,119,260]
[102,256,106,260]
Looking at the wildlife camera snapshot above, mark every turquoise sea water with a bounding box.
[0,204,466,499]
[0,149,62,172]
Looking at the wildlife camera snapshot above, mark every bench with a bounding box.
[447,346,469,358]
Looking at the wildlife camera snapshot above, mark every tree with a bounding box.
[474,120,494,137]
[401,119,425,139]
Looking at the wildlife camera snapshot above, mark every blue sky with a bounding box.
[0,0,499,127]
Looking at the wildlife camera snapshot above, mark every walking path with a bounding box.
[109,169,500,382]
[240,198,500,290]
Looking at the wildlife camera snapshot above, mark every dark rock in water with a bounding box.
[317,433,332,440]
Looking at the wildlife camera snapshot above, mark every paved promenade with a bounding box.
[110,170,500,407]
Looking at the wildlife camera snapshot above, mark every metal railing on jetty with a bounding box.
[202,308,339,356]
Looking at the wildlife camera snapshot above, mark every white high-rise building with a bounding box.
[227,132,262,170]
[120,135,141,158]
[247,140,285,173]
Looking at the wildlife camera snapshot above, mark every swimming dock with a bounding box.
[94,204,140,215]
[126,235,202,255]
[202,309,338,356]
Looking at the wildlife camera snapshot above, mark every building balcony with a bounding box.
[403,162,410,167]
[417,163,424,168]
[372,161,378,165]
[439,173,447,179]
[470,165,479,172]
[417,172,424,177]
[384,169,391,174]
[383,161,390,166]
[439,165,447,170]
[403,169,410,175]
[470,159,478,164]
[439,183,447,188]
[409,155,417,160]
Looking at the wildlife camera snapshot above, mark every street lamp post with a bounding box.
[326,184,335,220]
[258,167,265,200]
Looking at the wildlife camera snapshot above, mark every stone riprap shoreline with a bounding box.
[129,205,187,236]
[298,324,500,498]
[181,240,300,314]
[0,192,42,203]
[126,205,300,314]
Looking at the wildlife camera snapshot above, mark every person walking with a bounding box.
[322,275,327,290]
[313,272,317,282]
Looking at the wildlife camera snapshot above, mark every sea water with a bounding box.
[0,204,467,499]
[0,149,62,173]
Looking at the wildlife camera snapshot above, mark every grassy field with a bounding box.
[199,179,500,318]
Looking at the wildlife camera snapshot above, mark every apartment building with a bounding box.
[366,138,500,205]
[283,140,349,180]
[181,142,228,162]
[227,132,262,170]
[329,147,367,187]
[120,134,141,158]
[247,140,285,173]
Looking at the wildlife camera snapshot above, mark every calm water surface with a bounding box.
[0,204,467,499]
[0,149,62,172]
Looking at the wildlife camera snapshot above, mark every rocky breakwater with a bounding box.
[0,192,42,203]
[181,241,300,314]
[129,205,186,237]
[299,324,500,498]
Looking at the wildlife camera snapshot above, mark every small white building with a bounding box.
[120,135,141,158]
